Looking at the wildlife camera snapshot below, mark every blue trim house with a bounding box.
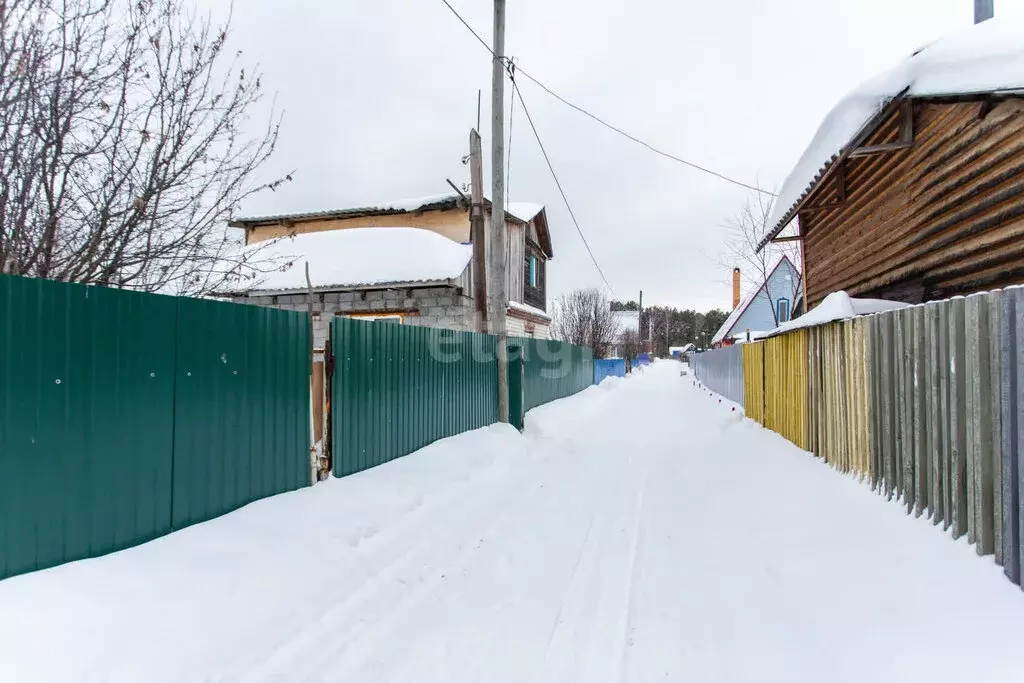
[711,256,802,347]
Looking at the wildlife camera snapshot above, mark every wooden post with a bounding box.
[305,262,318,484]
[469,129,488,332]
[491,0,509,423]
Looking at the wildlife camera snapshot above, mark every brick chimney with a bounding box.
[732,268,741,310]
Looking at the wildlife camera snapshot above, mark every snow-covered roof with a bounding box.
[711,256,797,346]
[229,227,472,293]
[730,331,769,343]
[506,202,544,223]
[231,193,545,227]
[507,300,552,322]
[762,16,1024,248]
[612,310,640,333]
[767,291,909,336]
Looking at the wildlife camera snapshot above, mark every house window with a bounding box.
[528,255,538,287]
[776,298,791,323]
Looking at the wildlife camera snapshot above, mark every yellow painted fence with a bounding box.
[742,330,808,451]
[742,322,869,473]
[806,320,871,478]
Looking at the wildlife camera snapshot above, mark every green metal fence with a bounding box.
[0,274,310,580]
[331,318,500,477]
[171,298,310,529]
[516,337,594,413]
[331,320,595,476]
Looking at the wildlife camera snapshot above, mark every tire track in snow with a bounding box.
[249,449,563,681]
[614,451,651,683]
[231,451,542,680]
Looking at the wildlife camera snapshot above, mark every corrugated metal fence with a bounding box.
[0,275,310,580]
[714,286,1024,591]
[331,319,594,478]
[692,345,744,405]
[331,318,499,477]
[518,337,594,413]
[594,358,626,385]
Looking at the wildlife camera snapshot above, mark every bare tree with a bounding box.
[0,0,289,295]
[719,188,803,326]
[551,287,619,358]
[618,327,640,370]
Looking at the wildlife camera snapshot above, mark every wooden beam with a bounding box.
[898,99,913,144]
[836,161,847,201]
[771,235,803,243]
[800,201,844,213]
[848,141,912,157]
[850,100,914,157]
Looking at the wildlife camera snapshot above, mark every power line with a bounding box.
[513,77,616,296]
[438,0,776,197]
[506,58,515,197]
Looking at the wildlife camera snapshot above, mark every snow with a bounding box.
[505,201,544,223]
[3,362,1024,682]
[354,195,542,223]
[611,310,639,332]
[232,227,472,292]
[235,193,544,226]
[731,330,768,342]
[769,15,1024,235]
[507,300,552,321]
[770,290,909,335]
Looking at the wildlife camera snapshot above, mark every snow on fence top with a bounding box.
[234,227,473,293]
[765,16,1024,244]
[768,291,909,336]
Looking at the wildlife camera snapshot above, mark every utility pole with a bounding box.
[638,290,643,352]
[490,0,509,423]
[469,130,487,332]
[975,0,993,23]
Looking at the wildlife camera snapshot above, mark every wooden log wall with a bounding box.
[800,99,1024,307]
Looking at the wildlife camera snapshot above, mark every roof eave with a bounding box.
[755,90,912,253]
[231,198,468,229]
[215,277,461,298]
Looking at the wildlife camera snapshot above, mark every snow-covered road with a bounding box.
[3,361,1024,682]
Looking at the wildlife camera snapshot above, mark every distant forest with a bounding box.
[611,301,729,354]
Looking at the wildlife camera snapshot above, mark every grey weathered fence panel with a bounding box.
[926,304,942,525]
[988,291,1004,565]
[1001,288,1024,587]
[939,302,952,531]
[912,306,927,517]
[949,298,968,539]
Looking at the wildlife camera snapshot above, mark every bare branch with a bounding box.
[551,287,619,358]
[0,0,289,294]
[716,185,803,325]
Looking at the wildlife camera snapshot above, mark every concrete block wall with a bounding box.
[232,287,476,350]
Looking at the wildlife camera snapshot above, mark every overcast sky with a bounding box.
[203,0,1024,312]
